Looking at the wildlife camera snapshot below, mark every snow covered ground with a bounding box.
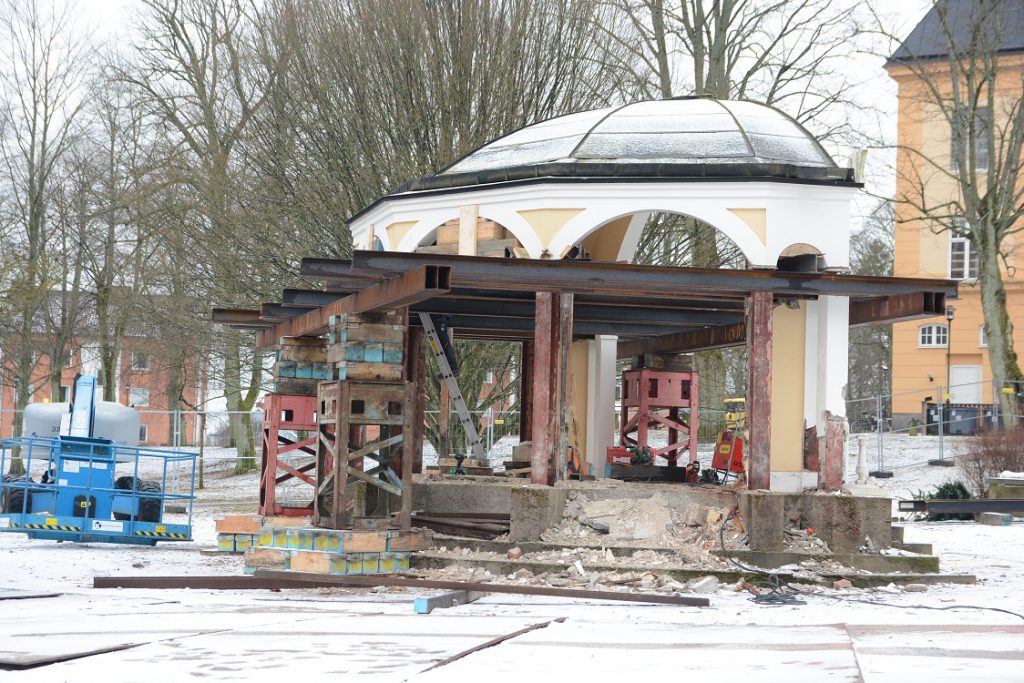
[2,437,1022,680]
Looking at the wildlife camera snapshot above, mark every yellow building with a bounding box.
[886,3,1024,424]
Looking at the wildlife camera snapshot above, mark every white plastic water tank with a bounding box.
[23,401,141,451]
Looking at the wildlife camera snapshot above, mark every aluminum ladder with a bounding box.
[418,312,484,460]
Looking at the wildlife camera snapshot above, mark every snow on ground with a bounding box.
[2,437,1023,680]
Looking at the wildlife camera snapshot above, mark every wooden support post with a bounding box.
[400,379,417,529]
[532,293,556,485]
[555,293,573,481]
[746,291,773,490]
[329,381,352,528]
[439,378,450,461]
[458,205,479,256]
[519,340,534,440]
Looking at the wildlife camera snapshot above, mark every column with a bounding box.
[747,291,773,490]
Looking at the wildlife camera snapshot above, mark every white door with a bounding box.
[950,365,983,403]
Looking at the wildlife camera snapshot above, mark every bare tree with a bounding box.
[119,0,272,472]
[0,0,88,473]
[882,1,1024,421]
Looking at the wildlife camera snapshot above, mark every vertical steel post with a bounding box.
[746,291,773,490]
[531,292,556,485]
[519,340,534,441]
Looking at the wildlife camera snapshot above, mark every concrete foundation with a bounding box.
[412,476,894,556]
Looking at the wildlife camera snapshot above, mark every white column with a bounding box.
[816,295,849,428]
[586,335,618,478]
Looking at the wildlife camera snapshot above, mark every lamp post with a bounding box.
[930,306,956,467]
[945,305,955,397]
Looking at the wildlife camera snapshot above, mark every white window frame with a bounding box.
[485,370,495,383]
[979,325,988,348]
[919,324,949,348]
[131,352,151,371]
[138,424,148,443]
[949,234,978,280]
[129,387,150,407]
[59,385,70,403]
[951,106,990,174]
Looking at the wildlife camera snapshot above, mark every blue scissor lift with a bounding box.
[0,376,197,545]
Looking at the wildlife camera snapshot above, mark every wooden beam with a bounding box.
[256,265,450,348]
[746,292,773,490]
[616,322,747,358]
[519,340,534,440]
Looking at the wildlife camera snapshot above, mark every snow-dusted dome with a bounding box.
[443,98,837,174]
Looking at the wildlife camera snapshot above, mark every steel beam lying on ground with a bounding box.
[255,264,450,347]
[93,573,711,607]
[254,571,711,606]
[318,252,959,300]
[898,499,1024,514]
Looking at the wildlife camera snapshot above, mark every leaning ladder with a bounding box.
[418,312,485,460]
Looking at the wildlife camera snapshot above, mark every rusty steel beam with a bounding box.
[532,293,556,485]
[343,251,959,300]
[616,322,747,358]
[849,292,947,327]
[746,291,773,491]
[256,265,450,347]
[212,308,264,324]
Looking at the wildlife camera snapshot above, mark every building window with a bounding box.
[63,352,74,368]
[980,325,988,348]
[949,236,978,280]
[951,107,989,173]
[60,385,70,403]
[131,352,151,371]
[129,388,150,406]
[485,370,495,383]
[919,324,949,348]
[138,424,148,443]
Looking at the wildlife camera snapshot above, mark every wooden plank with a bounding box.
[244,547,289,570]
[93,576,342,590]
[414,590,487,614]
[215,515,262,534]
[342,531,388,552]
[531,293,555,485]
[389,529,433,552]
[288,550,333,574]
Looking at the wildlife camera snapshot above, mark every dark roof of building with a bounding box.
[889,0,1024,64]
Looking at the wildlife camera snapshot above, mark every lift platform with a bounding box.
[0,376,197,545]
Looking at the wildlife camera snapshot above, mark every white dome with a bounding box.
[443,98,836,174]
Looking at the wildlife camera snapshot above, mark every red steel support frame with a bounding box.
[618,369,698,465]
[260,393,319,516]
[746,291,773,490]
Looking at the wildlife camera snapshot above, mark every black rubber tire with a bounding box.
[113,476,162,523]
[1,474,30,514]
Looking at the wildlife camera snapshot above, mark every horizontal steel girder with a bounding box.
[302,252,958,300]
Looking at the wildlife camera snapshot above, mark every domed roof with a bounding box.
[442,98,837,174]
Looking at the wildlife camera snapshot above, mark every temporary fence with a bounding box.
[846,378,1024,475]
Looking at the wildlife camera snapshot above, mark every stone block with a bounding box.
[509,485,569,542]
[978,512,1012,526]
[738,491,786,551]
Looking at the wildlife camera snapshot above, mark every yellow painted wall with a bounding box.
[581,215,630,262]
[569,341,589,465]
[887,54,1024,415]
[770,303,806,472]
[517,208,583,253]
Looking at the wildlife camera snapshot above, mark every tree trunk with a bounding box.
[976,240,1023,426]
[224,338,259,473]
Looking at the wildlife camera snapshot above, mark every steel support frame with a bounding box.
[618,369,698,465]
[746,291,773,490]
[259,394,319,517]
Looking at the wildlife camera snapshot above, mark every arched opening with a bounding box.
[777,243,826,272]
[413,217,524,257]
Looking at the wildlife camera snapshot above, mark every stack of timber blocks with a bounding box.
[417,218,518,257]
[327,312,404,382]
[273,337,331,395]
[214,515,308,554]
[244,526,432,576]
